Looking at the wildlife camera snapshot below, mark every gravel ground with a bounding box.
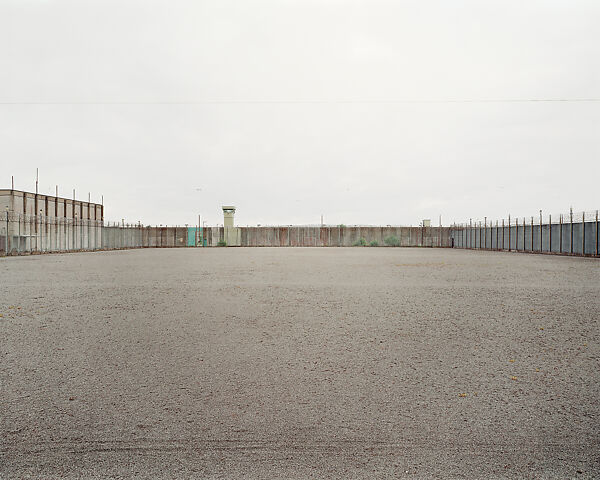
[1,247,599,479]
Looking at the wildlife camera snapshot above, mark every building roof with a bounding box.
[0,189,102,206]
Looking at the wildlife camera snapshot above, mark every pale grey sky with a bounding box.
[1,0,598,226]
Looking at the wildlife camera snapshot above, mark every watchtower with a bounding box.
[222,206,236,227]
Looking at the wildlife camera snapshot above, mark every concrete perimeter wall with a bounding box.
[3,218,597,258]
[234,226,451,247]
[1,223,452,254]
[141,227,188,248]
[198,226,451,247]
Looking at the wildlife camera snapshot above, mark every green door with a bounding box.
[187,227,197,246]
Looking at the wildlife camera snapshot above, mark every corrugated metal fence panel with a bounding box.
[584,221,597,255]
[450,220,598,257]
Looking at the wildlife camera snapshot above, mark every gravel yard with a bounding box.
[1,247,599,478]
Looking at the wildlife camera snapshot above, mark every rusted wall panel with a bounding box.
[228,226,452,247]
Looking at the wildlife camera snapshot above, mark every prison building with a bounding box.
[0,189,104,253]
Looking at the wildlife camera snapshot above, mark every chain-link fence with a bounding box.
[450,210,599,256]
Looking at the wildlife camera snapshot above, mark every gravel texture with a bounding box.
[1,247,599,479]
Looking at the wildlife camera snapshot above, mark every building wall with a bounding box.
[0,190,103,220]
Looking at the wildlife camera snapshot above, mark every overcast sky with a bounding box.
[1,0,598,226]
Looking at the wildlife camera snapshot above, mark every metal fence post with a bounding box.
[469,219,472,248]
[531,216,534,251]
[479,220,484,249]
[484,217,487,249]
[495,220,498,250]
[508,215,511,251]
[559,214,562,253]
[570,208,573,254]
[539,210,543,252]
[523,217,526,251]
[596,210,598,256]
[582,212,585,256]
[549,214,552,253]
